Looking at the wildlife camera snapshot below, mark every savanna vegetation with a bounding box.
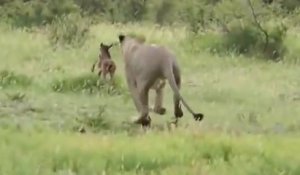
[1,0,300,174]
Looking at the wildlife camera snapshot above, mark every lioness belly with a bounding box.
[151,79,166,90]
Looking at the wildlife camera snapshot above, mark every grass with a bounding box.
[1,129,300,174]
[1,22,300,174]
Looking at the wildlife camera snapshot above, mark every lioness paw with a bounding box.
[153,107,166,115]
[193,113,204,121]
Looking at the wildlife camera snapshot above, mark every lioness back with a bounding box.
[131,45,174,78]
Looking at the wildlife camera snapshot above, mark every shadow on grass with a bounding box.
[0,70,32,88]
[50,73,125,96]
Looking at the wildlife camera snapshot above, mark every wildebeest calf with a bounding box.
[91,42,116,80]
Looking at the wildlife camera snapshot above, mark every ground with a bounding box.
[0,23,300,174]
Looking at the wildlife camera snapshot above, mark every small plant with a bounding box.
[0,0,80,27]
[5,92,26,102]
[0,70,32,88]
[180,1,207,34]
[75,105,111,132]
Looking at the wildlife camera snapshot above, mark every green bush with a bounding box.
[220,23,286,60]
[47,13,91,48]
[179,0,215,34]
[222,23,262,55]
[0,0,299,27]
[0,0,294,61]
[144,0,177,25]
[183,21,287,61]
[180,0,288,61]
[0,70,32,88]
[0,0,80,27]
[279,0,300,12]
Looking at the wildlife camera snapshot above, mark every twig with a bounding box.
[247,0,269,52]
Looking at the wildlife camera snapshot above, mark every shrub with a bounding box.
[183,21,287,61]
[144,0,176,25]
[0,0,80,27]
[47,13,91,48]
[261,23,287,60]
[222,23,262,55]
[181,0,288,61]
[178,0,215,34]
[279,0,300,12]
[0,0,299,28]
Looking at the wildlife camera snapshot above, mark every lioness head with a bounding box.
[118,34,146,45]
[118,34,146,57]
[118,34,126,44]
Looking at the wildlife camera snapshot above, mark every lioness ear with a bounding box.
[118,34,125,43]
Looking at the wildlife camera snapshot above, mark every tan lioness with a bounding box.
[117,34,204,127]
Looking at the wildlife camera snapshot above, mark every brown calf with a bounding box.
[91,42,116,80]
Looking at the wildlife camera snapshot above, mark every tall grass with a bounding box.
[0,21,300,174]
[1,129,300,175]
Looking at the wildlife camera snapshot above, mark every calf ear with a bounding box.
[100,42,104,47]
[118,34,125,43]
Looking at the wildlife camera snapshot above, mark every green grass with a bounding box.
[1,22,300,174]
[1,129,300,174]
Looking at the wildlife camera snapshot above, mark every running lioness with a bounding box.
[117,34,204,127]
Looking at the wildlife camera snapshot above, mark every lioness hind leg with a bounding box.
[153,88,166,115]
[134,81,151,127]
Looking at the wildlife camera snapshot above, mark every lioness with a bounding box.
[118,34,204,127]
[91,42,116,80]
